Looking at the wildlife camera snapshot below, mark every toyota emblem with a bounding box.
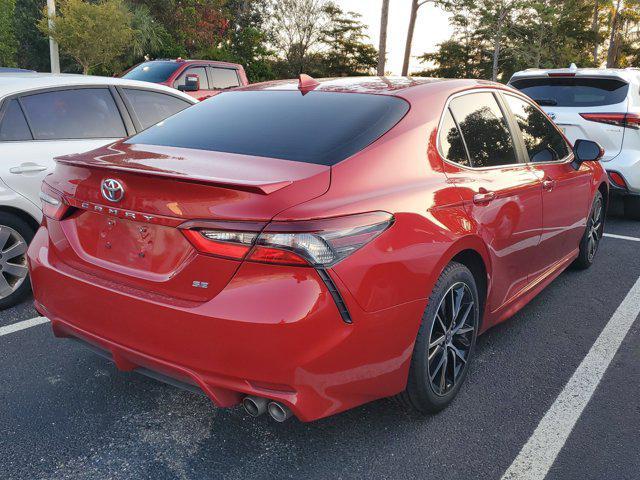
[101,178,125,203]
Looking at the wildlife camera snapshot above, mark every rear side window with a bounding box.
[127,90,410,165]
[438,109,470,167]
[123,89,191,130]
[122,61,181,83]
[449,92,519,168]
[174,67,209,90]
[0,99,32,141]
[20,88,126,140]
[209,68,240,89]
[510,77,629,107]
[504,94,570,163]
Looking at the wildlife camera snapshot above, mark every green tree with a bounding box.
[0,0,18,67]
[197,0,275,82]
[38,0,135,74]
[268,0,328,77]
[267,0,377,78]
[604,0,640,67]
[418,0,600,82]
[320,4,377,76]
[14,0,51,71]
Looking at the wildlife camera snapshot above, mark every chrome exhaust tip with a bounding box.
[267,401,292,422]
[242,396,268,417]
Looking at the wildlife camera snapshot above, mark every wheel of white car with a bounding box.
[0,212,34,309]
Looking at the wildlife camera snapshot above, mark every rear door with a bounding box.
[208,67,241,91]
[509,76,628,161]
[0,87,130,210]
[502,93,592,272]
[439,91,543,314]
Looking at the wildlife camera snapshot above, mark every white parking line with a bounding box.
[501,276,640,480]
[0,316,49,337]
[604,233,640,242]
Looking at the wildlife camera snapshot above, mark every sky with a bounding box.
[334,0,453,75]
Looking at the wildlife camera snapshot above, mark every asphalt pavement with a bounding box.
[1,198,638,480]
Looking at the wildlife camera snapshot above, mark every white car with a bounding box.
[509,65,640,220]
[0,73,196,308]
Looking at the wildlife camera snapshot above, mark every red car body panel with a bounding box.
[28,77,608,421]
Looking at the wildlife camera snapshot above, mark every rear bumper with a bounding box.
[28,225,424,421]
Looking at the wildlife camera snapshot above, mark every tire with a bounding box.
[623,195,640,221]
[397,262,480,414]
[573,191,604,270]
[0,212,35,310]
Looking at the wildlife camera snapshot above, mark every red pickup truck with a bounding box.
[122,59,249,101]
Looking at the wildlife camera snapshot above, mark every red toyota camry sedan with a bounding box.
[28,76,607,422]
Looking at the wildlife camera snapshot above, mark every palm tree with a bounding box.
[402,0,432,76]
[377,0,390,76]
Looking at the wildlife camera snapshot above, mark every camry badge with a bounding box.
[101,179,124,203]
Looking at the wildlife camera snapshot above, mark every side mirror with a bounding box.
[572,139,604,170]
[178,74,200,92]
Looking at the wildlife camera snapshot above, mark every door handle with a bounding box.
[473,191,497,205]
[542,179,557,191]
[9,164,48,174]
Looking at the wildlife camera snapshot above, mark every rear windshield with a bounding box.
[126,90,409,165]
[510,77,629,107]
[123,61,181,83]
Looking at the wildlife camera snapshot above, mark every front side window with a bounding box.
[127,90,410,166]
[449,92,519,168]
[20,88,126,140]
[123,89,191,130]
[209,68,240,89]
[504,94,570,163]
[438,109,470,167]
[0,99,32,141]
[174,67,209,90]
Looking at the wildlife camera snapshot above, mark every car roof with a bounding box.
[139,59,243,69]
[510,66,640,84]
[0,72,197,102]
[236,76,499,97]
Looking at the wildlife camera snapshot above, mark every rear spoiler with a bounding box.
[54,157,292,195]
[510,74,630,84]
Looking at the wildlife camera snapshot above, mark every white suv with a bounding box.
[509,65,640,220]
[0,73,196,308]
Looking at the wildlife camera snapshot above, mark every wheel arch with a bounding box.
[451,249,488,327]
[436,236,492,331]
[0,205,40,233]
[597,181,609,212]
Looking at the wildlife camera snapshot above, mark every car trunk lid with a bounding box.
[44,142,330,302]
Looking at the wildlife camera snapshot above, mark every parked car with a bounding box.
[509,65,640,220]
[28,76,607,422]
[0,72,197,308]
[122,58,248,101]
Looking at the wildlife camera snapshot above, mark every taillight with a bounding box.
[182,229,257,260]
[181,212,393,267]
[580,112,640,129]
[608,171,627,188]
[39,184,69,220]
